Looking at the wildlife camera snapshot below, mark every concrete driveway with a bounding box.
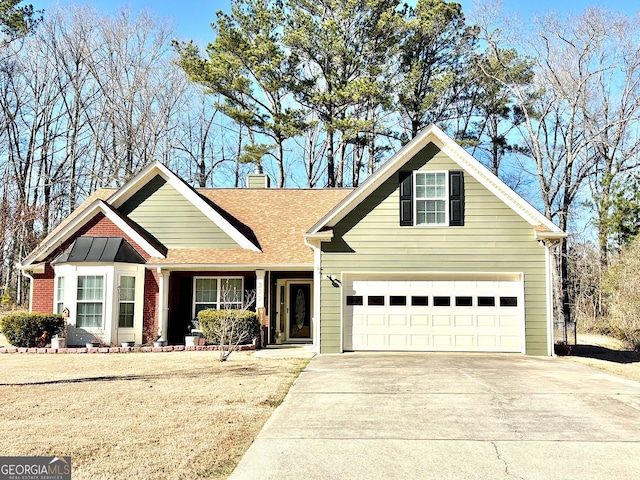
[229,353,640,480]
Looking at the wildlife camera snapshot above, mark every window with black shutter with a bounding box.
[399,171,413,226]
[449,170,464,226]
[398,170,465,227]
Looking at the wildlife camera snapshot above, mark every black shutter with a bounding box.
[399,171,413,226]
[449,170,464,226]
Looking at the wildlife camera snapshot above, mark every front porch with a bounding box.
[160,269,315,348]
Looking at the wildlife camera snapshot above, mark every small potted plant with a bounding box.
[185,319,200,347]
[86,333,102,348]
[51,323,67,349]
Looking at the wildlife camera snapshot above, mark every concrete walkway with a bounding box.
[252,344,317,359]
[229,352,640,480]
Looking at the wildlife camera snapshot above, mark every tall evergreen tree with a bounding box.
[175,0,304,187]
[285,0,402,186]
[396,0,476,140]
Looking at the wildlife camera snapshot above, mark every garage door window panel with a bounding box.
[478,296,496,307]
[346,295,363,306]
[368,296,385,306]
[433,296,451,306]
[500,296,518,307]
[411,296,429,306]
[390,296,407,306]
[455,296,473,307]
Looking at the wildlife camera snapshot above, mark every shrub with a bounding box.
[198,309,260,346]
[0,312,65,347]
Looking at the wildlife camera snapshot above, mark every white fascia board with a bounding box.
[307,124,563,235]
[22,200,165,266]
[108,161,261,253]
[534,231,568,241]
[433,131,563,233]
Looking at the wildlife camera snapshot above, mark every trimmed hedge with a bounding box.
[0,312,65,347]
[197,309,260,345]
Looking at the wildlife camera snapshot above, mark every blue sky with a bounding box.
[31,0,640,46]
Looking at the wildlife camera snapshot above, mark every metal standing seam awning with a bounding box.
[52,236,146,264]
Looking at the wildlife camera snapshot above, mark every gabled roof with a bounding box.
[108,162,261,252]
[306,124,565,238]
[52,236,146,265]
[148,188,352,266]
[20,198,166,268]
[21,183,352,269]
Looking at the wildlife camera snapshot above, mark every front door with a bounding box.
[288,282,311,340]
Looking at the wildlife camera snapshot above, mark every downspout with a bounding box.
[304,238,322,355]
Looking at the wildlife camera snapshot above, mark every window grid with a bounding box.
[415,172,447,225]
[76,275,104,328]
[118,276,136,328]
[55,277,65,315]
[194,277,244,316]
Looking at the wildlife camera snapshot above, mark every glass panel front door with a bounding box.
[288,283,311,339]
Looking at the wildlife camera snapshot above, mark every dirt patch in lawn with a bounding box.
[0,351,309,479]
[565,334,640,383]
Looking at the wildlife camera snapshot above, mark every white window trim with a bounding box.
[192,276,245,319]
[414,170,449,226]
[76,274,106,329]
[55,276,65,315]
[117,274,136,329]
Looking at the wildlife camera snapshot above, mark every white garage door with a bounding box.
[343,275,524,352]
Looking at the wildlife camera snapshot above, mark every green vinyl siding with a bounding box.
[118,175,240,249]
[320,142,548,355]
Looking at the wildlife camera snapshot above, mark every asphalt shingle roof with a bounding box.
[36,187,352,267]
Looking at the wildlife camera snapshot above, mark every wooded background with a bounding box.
[3,0,640,346]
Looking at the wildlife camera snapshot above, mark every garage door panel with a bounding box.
[344,276,523,353]
[500,316,519,327]
[477,336,498,348]
[477,315,498,327]
[455,335,474,348]
[366,314,385,326]
[411,335,431,347]
[389,334,408,347]
[411,315,430,326]
[433,315,452,326]
[454,315,474,327]
[366,334,386,348]
[389,315,408,326]
[433,335,453,347]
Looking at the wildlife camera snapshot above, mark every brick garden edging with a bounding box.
[0,345,256,354]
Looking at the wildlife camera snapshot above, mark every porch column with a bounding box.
[157,268,170,341]
[255,269,265,309]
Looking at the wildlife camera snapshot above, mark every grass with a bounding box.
[0,351,309,479]
[564,334,640,383]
